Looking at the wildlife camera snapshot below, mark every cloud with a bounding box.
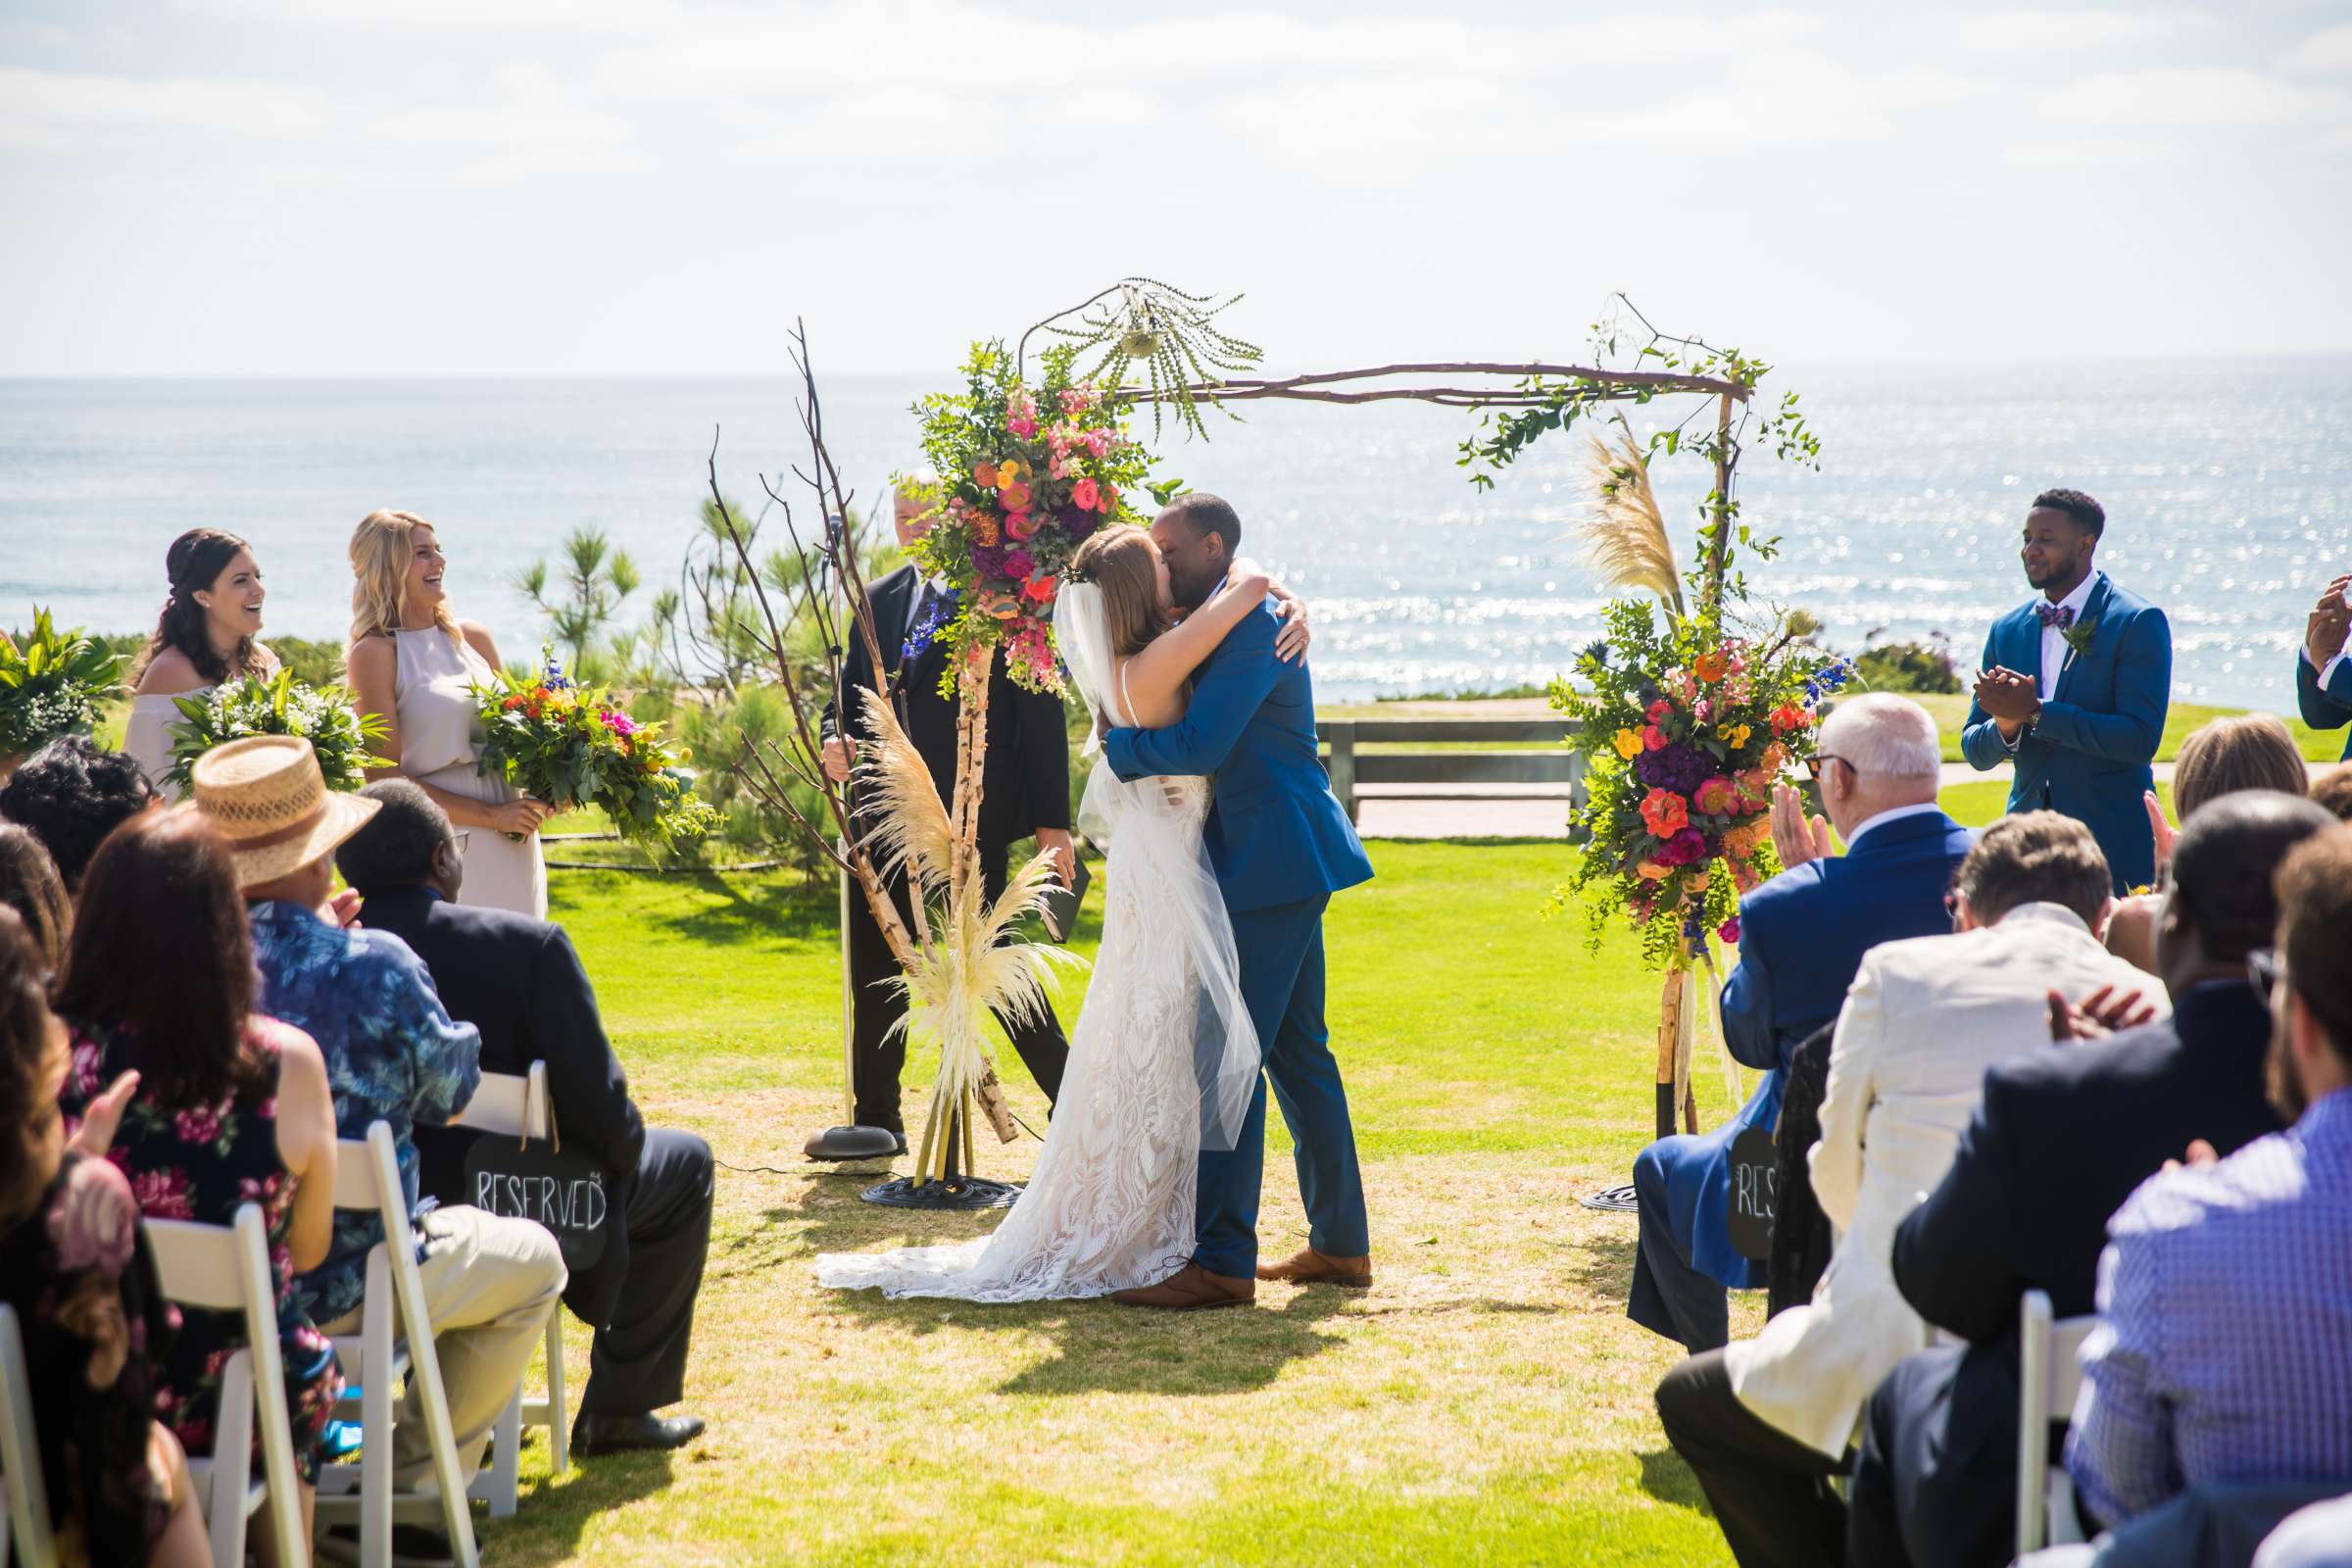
[2003,136,2151,166]
[2287,24,2352,77]
[378,61,645,180]
[2047,67,2352,129]
[0,65,329,148]
[1942,8,2205,54]
[178,0,669,30]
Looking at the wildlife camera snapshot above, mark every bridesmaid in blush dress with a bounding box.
[121,529,279,801]
[343,510,551,918]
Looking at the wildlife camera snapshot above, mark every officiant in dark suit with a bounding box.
[1961,488,2172,893]
[336,781,714,1456]
[820,484,1072,1147]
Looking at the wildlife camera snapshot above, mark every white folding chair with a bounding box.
[146,1203,310,1568]
[313,1122,480,1568]
[2017,1289,2100,1557]
[0,1303,58,1568]
[460,1061,571,1511]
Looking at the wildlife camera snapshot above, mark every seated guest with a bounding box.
[1630,694,1974,1353]
[187,737,564,1559]
[2293,570,2351,760]
[52,810,344,1554]
[0,821,71,970]
[0,735,158,895]
[1,907,211,1568]
[2067,823,2352,1530]
[1658,813,2152,1568]
[337,780,711,1455]
[1848,792,2335,1568]
[2105,712,2307,972]
[2310,762,2352,822]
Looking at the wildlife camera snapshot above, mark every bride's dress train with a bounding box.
[815,587,1256,1303]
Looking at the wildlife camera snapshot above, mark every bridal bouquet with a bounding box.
[0,610,124,762]
[907,341,1167,695]
[164,668,388,791]
[473,650,719,851]
[1556,604,1848,969]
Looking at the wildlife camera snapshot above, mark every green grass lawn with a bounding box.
[474,837,1790,1566]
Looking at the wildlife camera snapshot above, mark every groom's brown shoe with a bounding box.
[1255,1247,1373,1289]
[1110,1262,1254,1310]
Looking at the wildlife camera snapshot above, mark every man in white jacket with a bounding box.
[1655,810,2167,1568]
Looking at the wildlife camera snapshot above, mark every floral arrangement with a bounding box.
[473,650,719,851]
[1557,605,1850,968]
[165,667,390,792]
[0,610,124,760]
[907,341,1167,695]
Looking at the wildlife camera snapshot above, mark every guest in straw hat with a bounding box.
[190,737,565,1567]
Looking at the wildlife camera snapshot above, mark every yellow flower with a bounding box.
[1716,722,1752,748]
[1612,728,1643,760]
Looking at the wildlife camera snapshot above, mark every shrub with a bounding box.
[1853,631,1961,695]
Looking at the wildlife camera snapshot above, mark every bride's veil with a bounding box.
[1053,584,1259,1152]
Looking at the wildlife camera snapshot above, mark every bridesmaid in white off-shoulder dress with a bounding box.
[122,528,278,801]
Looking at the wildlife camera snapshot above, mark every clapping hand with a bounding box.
[1973,666,2039,727]
[68,1070,141,1159]
[2046,983,2160,1043]
[2145,792,2177,879]
[2306,574,2351,668]
[1770,781,1833,868]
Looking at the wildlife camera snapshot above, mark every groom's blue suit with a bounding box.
[1104,598,1375,1278]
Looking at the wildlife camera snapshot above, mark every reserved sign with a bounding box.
[1727,1126,1779,1262]
[463,1139,611,1270]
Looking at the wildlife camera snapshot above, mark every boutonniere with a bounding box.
[2060,616,2097,666]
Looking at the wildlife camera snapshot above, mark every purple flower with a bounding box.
[970,544,1009,580]
[1633,742,1715,798]
[1003,549,1036,581]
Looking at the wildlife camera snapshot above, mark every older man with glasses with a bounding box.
[1628,694,1977,1359]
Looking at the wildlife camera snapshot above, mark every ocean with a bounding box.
[2,359,2346,709]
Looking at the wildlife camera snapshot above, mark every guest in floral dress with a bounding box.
[51,810,343,1557]
[0,905,211,1568]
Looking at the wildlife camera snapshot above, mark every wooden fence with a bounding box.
[1316,718,1587,832]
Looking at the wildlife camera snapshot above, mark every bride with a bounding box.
[815,523,1288,1301]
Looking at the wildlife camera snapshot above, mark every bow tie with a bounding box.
[2035,603,2076,629]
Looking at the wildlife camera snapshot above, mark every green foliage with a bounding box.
[267,635,350,691]
[164,667,389,790]
[517,526,641,677]
[0,609,125,757]
[1851,632,1962,695]
[1023,276,1262,441]
[472,652,718,853]
[664,684,832,865]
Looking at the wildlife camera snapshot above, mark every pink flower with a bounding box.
[1071,477,1102,511]
[1718,915,1742,944]
[1058,387,1095,416]
[1098,481,1119,513]
[599,709,639,737]
[1692,776,1740,815]
[1656,827,1709,866]
[48,1156,139,1275]
[1004,511,1039,541]
[999,481,1033,512]
[130,1168,196,1221]
[172,1104,223,1146]
[1002,549,1036,579]
[1642,724,1668,752]
[1645,699,1671,723]
[1007,415,1038,439]
[69,1038,103,1098]
[1082,428,1112,459]
[1050,455,1069,479]
[1692,699,1712,724]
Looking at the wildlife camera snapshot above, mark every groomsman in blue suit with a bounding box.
[1629,695,1975,1353]
[2293,570,2352,759]
[1102,494,1377,1310]
[1961,488,2171,893]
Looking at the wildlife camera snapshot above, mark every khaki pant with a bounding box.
[320,1205,566,1491]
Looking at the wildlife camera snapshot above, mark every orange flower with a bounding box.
[1693,651,1728,683]
[970,514,1001,547]
[973,461,999,487]
[1640,788,1690,838]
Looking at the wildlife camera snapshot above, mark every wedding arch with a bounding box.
[696,279,1828,1205]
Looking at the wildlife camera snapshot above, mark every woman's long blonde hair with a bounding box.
[348,510,459,648]
[1068,525,1170,657]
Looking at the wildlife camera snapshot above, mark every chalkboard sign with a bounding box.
[463,1138,610,1271]
[1727,1126,1780,1261]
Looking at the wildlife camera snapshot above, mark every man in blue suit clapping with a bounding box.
[1102,494,1377,1310]
[1629,695,1975,1353]
[2293,570,2352,760]
[1961,488,2171,892]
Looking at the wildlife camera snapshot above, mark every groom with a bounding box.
[1102,493,1376,1309]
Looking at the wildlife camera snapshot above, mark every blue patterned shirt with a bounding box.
[248,900,482,1323]
[2067,1087,2352,1527]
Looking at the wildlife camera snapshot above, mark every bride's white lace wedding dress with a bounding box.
[814,587,1257,1302]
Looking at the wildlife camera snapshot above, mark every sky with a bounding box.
[3,1,2349,376]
